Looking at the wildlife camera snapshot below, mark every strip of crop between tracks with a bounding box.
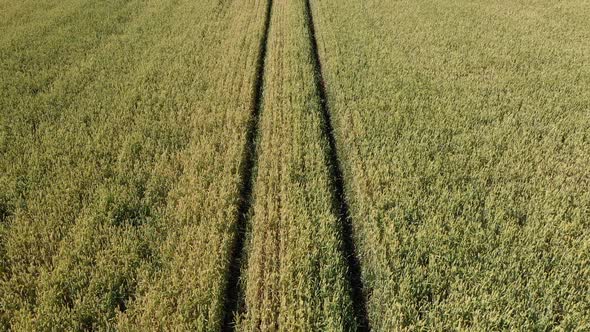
[304,0,371,331]
[221,0,273,330]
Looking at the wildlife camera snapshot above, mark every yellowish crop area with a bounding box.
[1,0,589,330]
[236,0,354,329]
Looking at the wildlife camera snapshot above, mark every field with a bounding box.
[1,0,589,330]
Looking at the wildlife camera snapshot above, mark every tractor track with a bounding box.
[304,0,371,330]
[220,0,273,330]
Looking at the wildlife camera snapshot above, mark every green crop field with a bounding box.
[1,0,589,330]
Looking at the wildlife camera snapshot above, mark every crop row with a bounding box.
[234,0,355,329]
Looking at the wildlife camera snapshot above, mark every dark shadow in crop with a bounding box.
[220,0,273,330]
[303,0,371,330]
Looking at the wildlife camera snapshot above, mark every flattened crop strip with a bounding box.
[221,0,273,329]
[303,0,370,330]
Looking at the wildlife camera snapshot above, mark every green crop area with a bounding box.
[1,0,589,330]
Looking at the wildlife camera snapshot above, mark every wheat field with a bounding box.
[1,0,589,330]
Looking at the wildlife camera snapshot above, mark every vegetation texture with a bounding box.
[1,0,589,330]
[1,0,267,329]
[236,0,355,330]
[311,0,590,330]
